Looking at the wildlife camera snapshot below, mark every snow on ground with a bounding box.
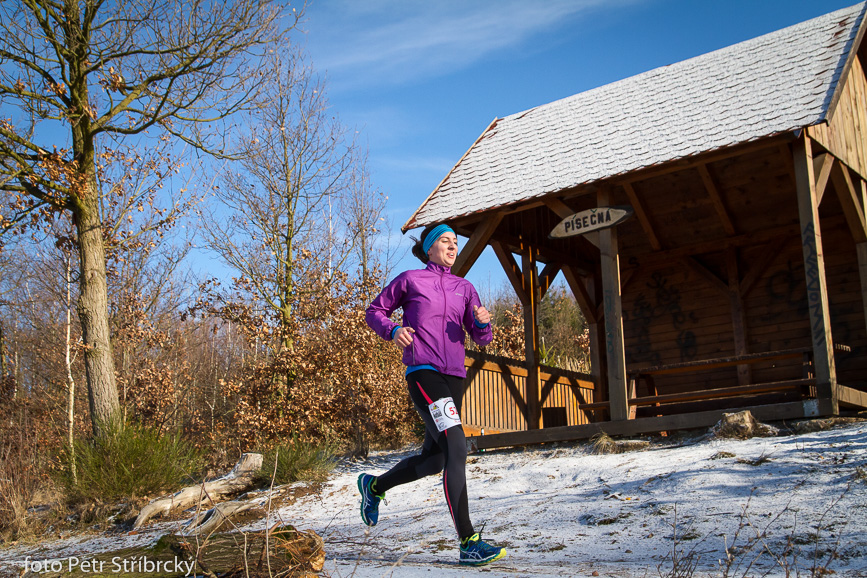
[2,419,866,577]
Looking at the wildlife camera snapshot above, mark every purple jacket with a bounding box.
[366,262,493,378]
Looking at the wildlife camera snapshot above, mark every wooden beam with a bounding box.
[838,384,867,409]
[538,262,561,300]
[813,153,835,206]
[484,230,595,276]
[562,266,597,324]
[452,212,503,277]
[726,249,751,385]
[543,196,575,220]
[562,265,606,394]
[543,197,602,251]
[522,242,542,430]
[779,142,798,189]
[793,135,838,413]
[447,135,794,236]
[740,237,790,297]
[598,188,629,421]
[618,134,792,187]
[491,240,528,306]
[858,241,867,342]
[697,164,735,236]
[629,347,811,376]
[622,222,806,271]
[622,182,662,250]
[830,161,867,243]
[681,256,728,297]
[630,379,811,406]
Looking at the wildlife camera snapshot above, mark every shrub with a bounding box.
[59,421,204,504]
[0,440,47,542]
[256,435,338,486]
[0,397,58,542]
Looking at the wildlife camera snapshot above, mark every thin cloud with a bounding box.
[304,0,639,90]
[377,153,455,176]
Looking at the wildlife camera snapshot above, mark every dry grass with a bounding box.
[590,432,652,455]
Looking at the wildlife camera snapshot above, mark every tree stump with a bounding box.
[712,410,779,439]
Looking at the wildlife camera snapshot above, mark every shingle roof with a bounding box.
[403,2,867,231]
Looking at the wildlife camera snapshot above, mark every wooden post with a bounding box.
[588,272,607,404]
[793,135,837,413]
[862,179,867,332]
[598,188,629,421]
[521,242,543,430]
[452,212,503,278]
[726,250,751,385]
[563,266,605,394]
[859,242,867,336]
[830,166,867,344]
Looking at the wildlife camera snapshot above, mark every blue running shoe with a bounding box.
[459,533,507,566]
[357,473,385,526]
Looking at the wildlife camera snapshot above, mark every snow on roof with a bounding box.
[404,2,867,231]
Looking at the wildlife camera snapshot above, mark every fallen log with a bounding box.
[186,499,264,535]
[133,452,263,529]
[26,524,325,578]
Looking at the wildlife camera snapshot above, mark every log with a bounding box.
[133,453,263,529]
[28,525,325,578]
[187,500,263,535]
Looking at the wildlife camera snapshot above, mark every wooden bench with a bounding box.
[624,345,851,418]
[566,344,851,418]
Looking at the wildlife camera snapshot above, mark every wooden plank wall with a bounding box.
[461,352,596,432]
[618,209,867,404]
[612,138,867,407]
[809,55,867,181]
[822,215,867,388]
[462,360,528,432]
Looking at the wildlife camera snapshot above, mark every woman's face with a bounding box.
[427,232,458,268]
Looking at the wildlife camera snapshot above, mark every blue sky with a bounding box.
[299,0,857,293]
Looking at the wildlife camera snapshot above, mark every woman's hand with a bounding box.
[473,305,491,325]
[394,326,415,347]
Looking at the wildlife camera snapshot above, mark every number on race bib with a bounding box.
[428,397,462,432]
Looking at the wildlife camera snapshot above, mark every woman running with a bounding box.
[360,222,507,567]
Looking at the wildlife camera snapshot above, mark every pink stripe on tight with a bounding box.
[443,470,459,534]
[416,380,458,533]
[415,381,434,404]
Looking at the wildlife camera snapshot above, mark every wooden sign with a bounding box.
[549,206,634,238]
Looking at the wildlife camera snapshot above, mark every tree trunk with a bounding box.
[0,319,5,377]
[73,187,121,437]
[65,254,78,482]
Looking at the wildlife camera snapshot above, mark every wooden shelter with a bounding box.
[403,3,867,450]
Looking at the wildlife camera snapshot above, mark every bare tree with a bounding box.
[0,0,295,436]
[203,45,358,352]
[345,155,402,289]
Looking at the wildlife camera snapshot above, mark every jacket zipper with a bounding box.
[440,268,448,372]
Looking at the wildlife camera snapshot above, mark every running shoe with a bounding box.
[459,533,507,566]
[357,473,385,526]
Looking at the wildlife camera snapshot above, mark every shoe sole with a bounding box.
[357,474,376,526]
[459,548,507,566]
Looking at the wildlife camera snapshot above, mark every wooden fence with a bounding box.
[461,350,598,434]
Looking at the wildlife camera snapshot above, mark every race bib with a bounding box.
[428,397,462,432]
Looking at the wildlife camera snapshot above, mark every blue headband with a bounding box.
[422,224,455,256]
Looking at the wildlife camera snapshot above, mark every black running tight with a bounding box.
[374,369,474,539]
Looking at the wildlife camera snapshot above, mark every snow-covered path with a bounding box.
[264,420,867,577]
[2,420,866,577]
